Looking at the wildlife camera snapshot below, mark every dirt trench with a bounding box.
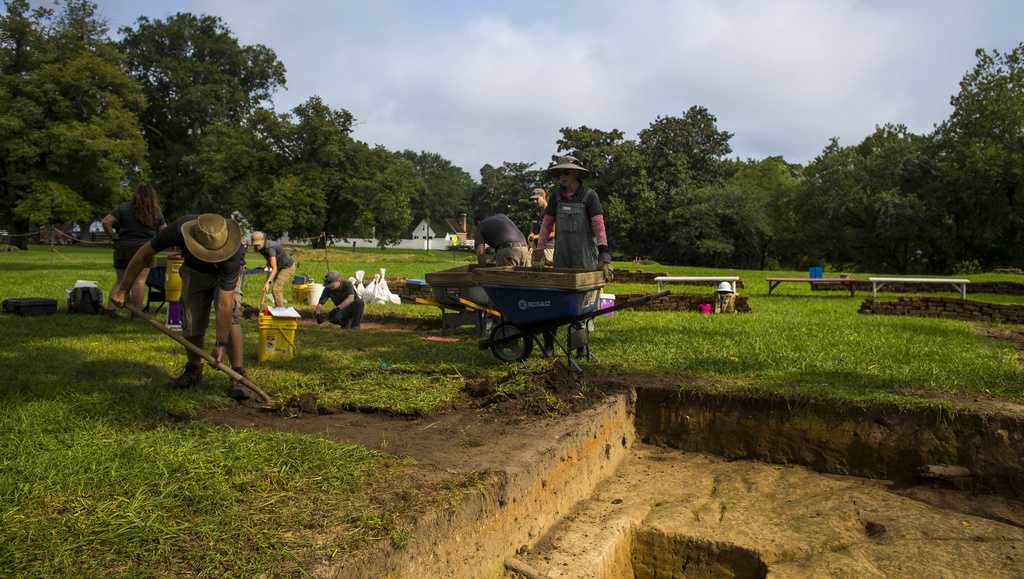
[206,380,1024,578]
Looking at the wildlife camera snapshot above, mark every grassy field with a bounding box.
[1,245,1023,575]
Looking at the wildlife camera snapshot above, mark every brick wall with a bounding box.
[387,279,433,300]
[859,297,1024,324]
[615,293,751,313]
[611,270,667,283]
[814,280,1024,295]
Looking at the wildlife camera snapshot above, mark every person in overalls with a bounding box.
[532,156,611,358]
[532,155,611,278]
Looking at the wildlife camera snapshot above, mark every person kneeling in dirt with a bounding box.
[111,213,251,400]
[713,281,737,314]
[316,271,364,329]
[474,213,531,267]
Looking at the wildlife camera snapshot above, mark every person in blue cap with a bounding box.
[315,271,364,329]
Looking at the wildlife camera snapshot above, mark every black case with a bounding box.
[2,298,58,316]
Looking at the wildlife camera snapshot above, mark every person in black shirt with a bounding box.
[474,214,531,267]
[250,231,296,306]
[101,185,166,310]
[112,213,251,399]
[315,271,364,329]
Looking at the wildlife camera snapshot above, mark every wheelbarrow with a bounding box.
[478,285,670,372]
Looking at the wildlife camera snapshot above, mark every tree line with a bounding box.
[2,1,1021,273]
[0,1,475,246]
[471,47,1024,274]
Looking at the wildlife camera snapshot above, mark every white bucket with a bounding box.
[307,282,325,306]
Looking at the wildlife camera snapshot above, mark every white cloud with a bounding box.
[112,0,1022,177]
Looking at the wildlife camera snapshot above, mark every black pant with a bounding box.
[328,300,364,328]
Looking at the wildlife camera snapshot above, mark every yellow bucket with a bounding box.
[165,256,184,302]
[257,313,298,362]
[292,283,309,304]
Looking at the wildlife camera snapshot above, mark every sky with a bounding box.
[97,0,1024,179]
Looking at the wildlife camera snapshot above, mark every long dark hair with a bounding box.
[131,184,161,228]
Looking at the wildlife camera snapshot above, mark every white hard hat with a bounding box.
[717,281,734,293]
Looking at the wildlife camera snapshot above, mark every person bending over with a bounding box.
[316,271,364,329]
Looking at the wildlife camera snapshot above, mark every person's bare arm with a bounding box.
[536,215,555,249]
[476,243,488,265]
[111,244,156,306]
[337,294,354,311]
[101,214,117,237]
[263,255,278,292]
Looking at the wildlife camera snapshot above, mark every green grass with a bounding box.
[2,245,1024,575]
[0,245,479,576]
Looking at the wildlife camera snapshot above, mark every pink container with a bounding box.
[698,303,712,314]
[599,293,616,316]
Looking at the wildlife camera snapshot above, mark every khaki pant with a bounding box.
[181,266,242,337]
[495,245,531,267]
[271,264,296,306]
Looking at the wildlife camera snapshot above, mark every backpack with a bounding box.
[68,286,103,314]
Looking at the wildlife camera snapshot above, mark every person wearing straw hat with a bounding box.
[250,231,296,307]
[112,214,250,399]
[527,188,555,266]
[532,155,612,278]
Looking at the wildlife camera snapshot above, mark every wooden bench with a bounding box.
[767,277,857,296]
[654,276,740,292]
[869,277,970,299]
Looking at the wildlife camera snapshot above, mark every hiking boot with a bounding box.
[227,368,251,401]
[168,365,203,389]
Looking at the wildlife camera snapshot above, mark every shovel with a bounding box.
[124,303,274,405]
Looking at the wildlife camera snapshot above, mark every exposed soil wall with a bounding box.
[859,297,1024,324]
[813,280,1024,295]
[634,387,1024,495]
[352,391,639,578]
[615,293,751,313]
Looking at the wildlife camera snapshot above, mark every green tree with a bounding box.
[399,150,474,225]
[0,0,148,246]
[935,43,1024,268]
[473,162,543,233]
[638,105,734,189]
[119,12,286,216]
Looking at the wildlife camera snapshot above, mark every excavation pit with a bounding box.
[206,380,1024,577]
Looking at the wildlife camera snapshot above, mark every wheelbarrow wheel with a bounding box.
[489,323,533,362]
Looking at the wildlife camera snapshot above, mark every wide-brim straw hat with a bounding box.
[547,155,590,175]
[181,213,242,263]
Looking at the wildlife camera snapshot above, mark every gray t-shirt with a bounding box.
[474,214,527,248]
[258,240,294,269]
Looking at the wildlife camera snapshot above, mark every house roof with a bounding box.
[404,217,469,239]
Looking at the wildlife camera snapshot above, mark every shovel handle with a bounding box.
[124,304,274,405]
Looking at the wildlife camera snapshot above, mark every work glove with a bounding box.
[599,250,614,281]
[532,249,546,270]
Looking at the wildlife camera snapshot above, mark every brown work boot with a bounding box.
[168,365,203,389]
[227,368,251,401]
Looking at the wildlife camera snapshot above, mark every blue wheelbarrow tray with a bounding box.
[482,285,603,327]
